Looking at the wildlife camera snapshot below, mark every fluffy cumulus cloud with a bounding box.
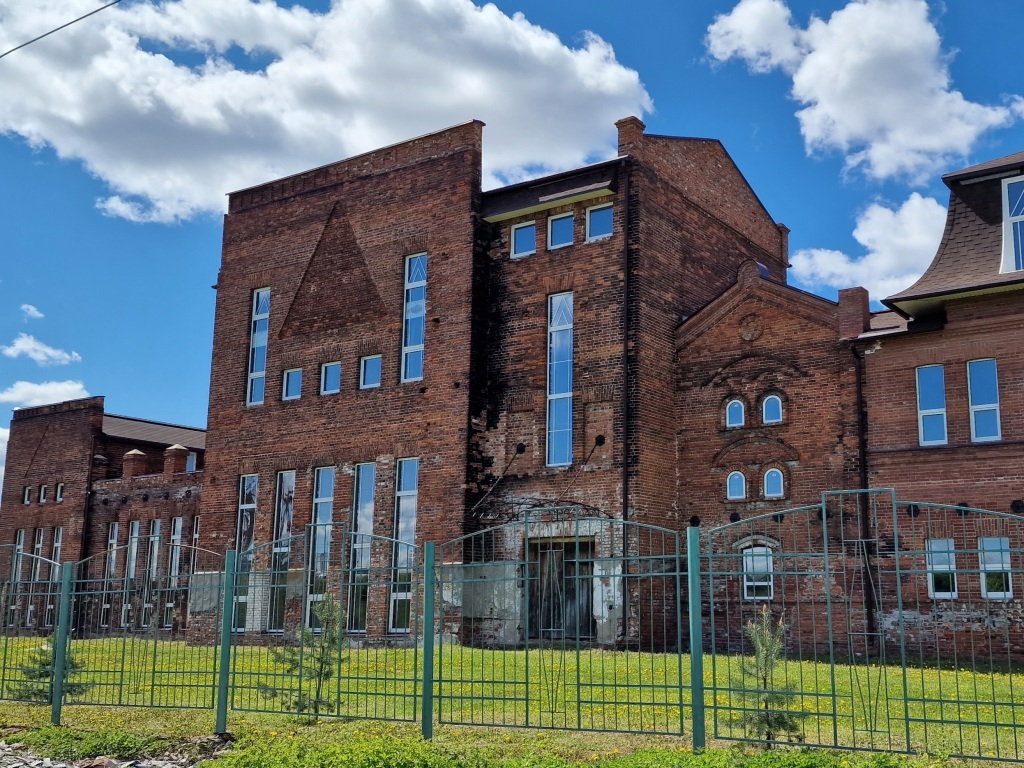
[20,304,43,320]
[0,0,652,222]
[1,333,82,365]
[707,0,1024,183]
[791,192,947,299]
[0,380,90,407]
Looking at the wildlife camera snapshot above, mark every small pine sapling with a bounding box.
[10,642,90,704]
[739,604,805,745]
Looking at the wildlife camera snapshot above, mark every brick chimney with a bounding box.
[164,444,189,475]
[615,116,646,155]
[122,449,147,479]
[838,287,871,340]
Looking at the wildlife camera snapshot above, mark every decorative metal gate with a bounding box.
[436,508,688,734]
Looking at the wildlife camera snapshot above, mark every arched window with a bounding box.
[726,471,746,500]
[725,399,745,428]
[743,546,774,600]
[763,468,784,499]
[762,395,783,424]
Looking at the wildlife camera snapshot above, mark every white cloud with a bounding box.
[1,333,82,365]
[0,0,652,223]
[0,427,8,501]
[20,304,44,320]
[790,192,947,299]
[707,0,1024,183]
[0,381,90,407]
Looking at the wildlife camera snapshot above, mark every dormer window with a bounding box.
[1002,177,1024,272]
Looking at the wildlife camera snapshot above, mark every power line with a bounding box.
[0,0,125,61]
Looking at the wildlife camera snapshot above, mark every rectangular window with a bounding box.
[22,487,30,505]
[926,538,957,599]
[50,528,63,581]
[308,467,334,629]
[401,254,427,382]
[743,546,774,600]
[916,365,947,446]
[360,355,382,389]
[190,517,201,576]
[586,204,613,241]
[511,221,537,258]
[546,292,574,466]
[980,537,1013,600]
[140,519,161,627]
[547,214,573,250]
[282,368,302,400]
[164,517,184,627]
[390,458,418,633]
[967,358,1001,442]
[45,527,62,627]
[100,522,118,628]
[186,452,197,473]
[30,528,44,582]
[55,483,64,503]
[39,485,47,505]
[234,475,258,631]
[320,362,341,395]
[8,530,24,626]
[1001,177,1024,272]
[269,470,296,631]
[247,288,271,405]
[349,463,375,633]
[122,520,140,627]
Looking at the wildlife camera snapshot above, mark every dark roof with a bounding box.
[480,159,623,222]
[943,150,1024,185]
[102,415,206,450]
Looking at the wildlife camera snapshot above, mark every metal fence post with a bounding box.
[215,550,236,735]
[51,562,74,726]
[421,542,436,740]
[687,526,706,751]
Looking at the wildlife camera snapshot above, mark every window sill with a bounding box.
[510,252,536,260]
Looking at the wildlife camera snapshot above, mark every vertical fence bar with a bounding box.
[215,550,236,735]
[51,562,74,726]
[421,542,436,740]
[687,526,705,751]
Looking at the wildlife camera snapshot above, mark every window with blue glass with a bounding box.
[390,458,419,633]
[968,359,1001,442]
[548,213,573,249]
[360,355,382,389]
[320,362,341,395]
[762,395,783,424]
[282,368,302,400]
[726,471,746,500]
[511,222,536,258]
[246,288,270,405]
[547,292,573,466]
[401,254,427,382]
[348,462,375,633]
[1002,177,1024,272]
[916,365,947,446]
[725,399,744,428]
[763,468,784,499]
[586,204,613,241]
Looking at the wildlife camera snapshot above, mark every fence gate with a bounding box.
[228,526,422,722]
[436,508,687,734]
[702,489,1024,763]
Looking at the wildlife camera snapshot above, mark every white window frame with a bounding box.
[320,361,342,395]
[546,292,573,467]
[8,530,24,626]
[234,475,258,632]
[726,471,746,500]
[100,522,118,628]
[246,288,271,406]
[967,358,1001,443]
[164,517,183,627]
[349,462,375,634]
[55,483,64,503]
[980,537,1013,600]
[360,355,382,389]
[725,399,745,428]
[38,485,47,505]
[22,487,30,505]
[185,452,197,473]
[389,458,419,634]
[1000,176,1024,273]
[122,520,140,627]
[190,517,201,577]
[585,203,613,242]
[282,368,303,401]
[926,538,958,600]
[762,395,783,425]
[742,546,774,601]
[916,365,947,446]
[763,469,784,499]
[308,466,335,629]
[547,213,574,250]
[268,470,296,632]
[45,527,62,627]
[401,253,428,382]
[510,221,537,259]
[30,528,44,582]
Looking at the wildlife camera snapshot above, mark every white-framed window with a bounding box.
[763,469,784,499]
[360,355,382,389]
[9,530,24,626]
[349,463,375,633]
[742,546,774,600]
[511,221,537,258]
[30,528,44,584]
[980,537,1013,600]
[55,483,64,503]
[546,292,573,466]
[234,475,258,631]
[926,538,957,600]
[762,395,783,425]
[164,517,184,627]
[247,288,271,406]
[401,253,427,382]
[916,365,947,446]
[726,471,746,500]
[186,452,197,473]
[320,361,341,395]
[548,213,574,250]
[39,485,48,504]
[725,399,745,428]
[268,470,296,631]
[190,517,201,576]
[967,359,1000,442]
[22,487,31,505]
[100,522,118,628]
[282,368,302,400]
[1001,176,1024,273]
[390,458,418,634]
[50,528,63,581]
[308,466,335,629]
[586,203,613,241]
[122,520,140,627]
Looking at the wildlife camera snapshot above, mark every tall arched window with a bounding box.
[762,395,783,424]
[726,471,746,500]
[726,399,745,428]
[763,468,784,499]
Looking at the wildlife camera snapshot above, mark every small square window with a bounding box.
[360,355,382,389]
[586,204,613,241]
[511,222,536,259]
[548,214,573,249]
[321,362,341,395]
[282,368,303,400]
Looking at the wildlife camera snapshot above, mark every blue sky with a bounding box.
[2,0,1023,489]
